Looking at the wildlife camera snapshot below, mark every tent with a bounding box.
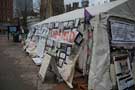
[25,0,129,58]
[24,0,135,90]
[33,0,132,25]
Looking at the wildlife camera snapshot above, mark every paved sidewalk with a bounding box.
[0,35,57,90]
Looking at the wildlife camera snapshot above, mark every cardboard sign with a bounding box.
[39,54,52,82]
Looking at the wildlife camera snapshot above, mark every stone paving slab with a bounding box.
[0,36,59,90]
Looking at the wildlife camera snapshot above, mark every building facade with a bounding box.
[13,0,33,17]
[40,0,64,19]
[89,0,110,6]
[0,0,33,23]
[0,0,13,23]
[65,2,80,12]
[82,0,89,7]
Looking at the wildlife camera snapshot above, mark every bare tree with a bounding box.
[40,0,64,19]
[14,0,33,33]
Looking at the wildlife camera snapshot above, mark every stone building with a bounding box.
[65,2,80,12]
[40,0,64,19]
[13,0,33,17]
[0,0,33,23]
[89,0,110,6]
[0,0,13,23]
[82,0,89,7]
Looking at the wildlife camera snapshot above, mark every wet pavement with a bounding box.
[0,35,57,90]
[0,35,37,90]
[0,35,91,90]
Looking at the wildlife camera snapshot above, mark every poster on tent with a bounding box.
[35,25,49,57]
[50,30,78,44]
[32,25,50,65]
[49,20,80,44]
[110,20,135,47]
[43,20,81,55]
[54,21,83,88]
[37,19,82,88]
[113,55,134,90]
[35,24,49,37]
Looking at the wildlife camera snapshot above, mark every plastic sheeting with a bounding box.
[88,14,112,90]
[88,0,135,89]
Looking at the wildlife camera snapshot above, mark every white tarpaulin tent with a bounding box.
[88,0,135,90]
[33,0,127,25]
[24,0,135,90]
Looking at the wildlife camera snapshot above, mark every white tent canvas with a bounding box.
[25,0,135,90]
[34,0,127,26]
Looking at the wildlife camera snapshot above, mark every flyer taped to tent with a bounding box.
[26,18,83,88]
